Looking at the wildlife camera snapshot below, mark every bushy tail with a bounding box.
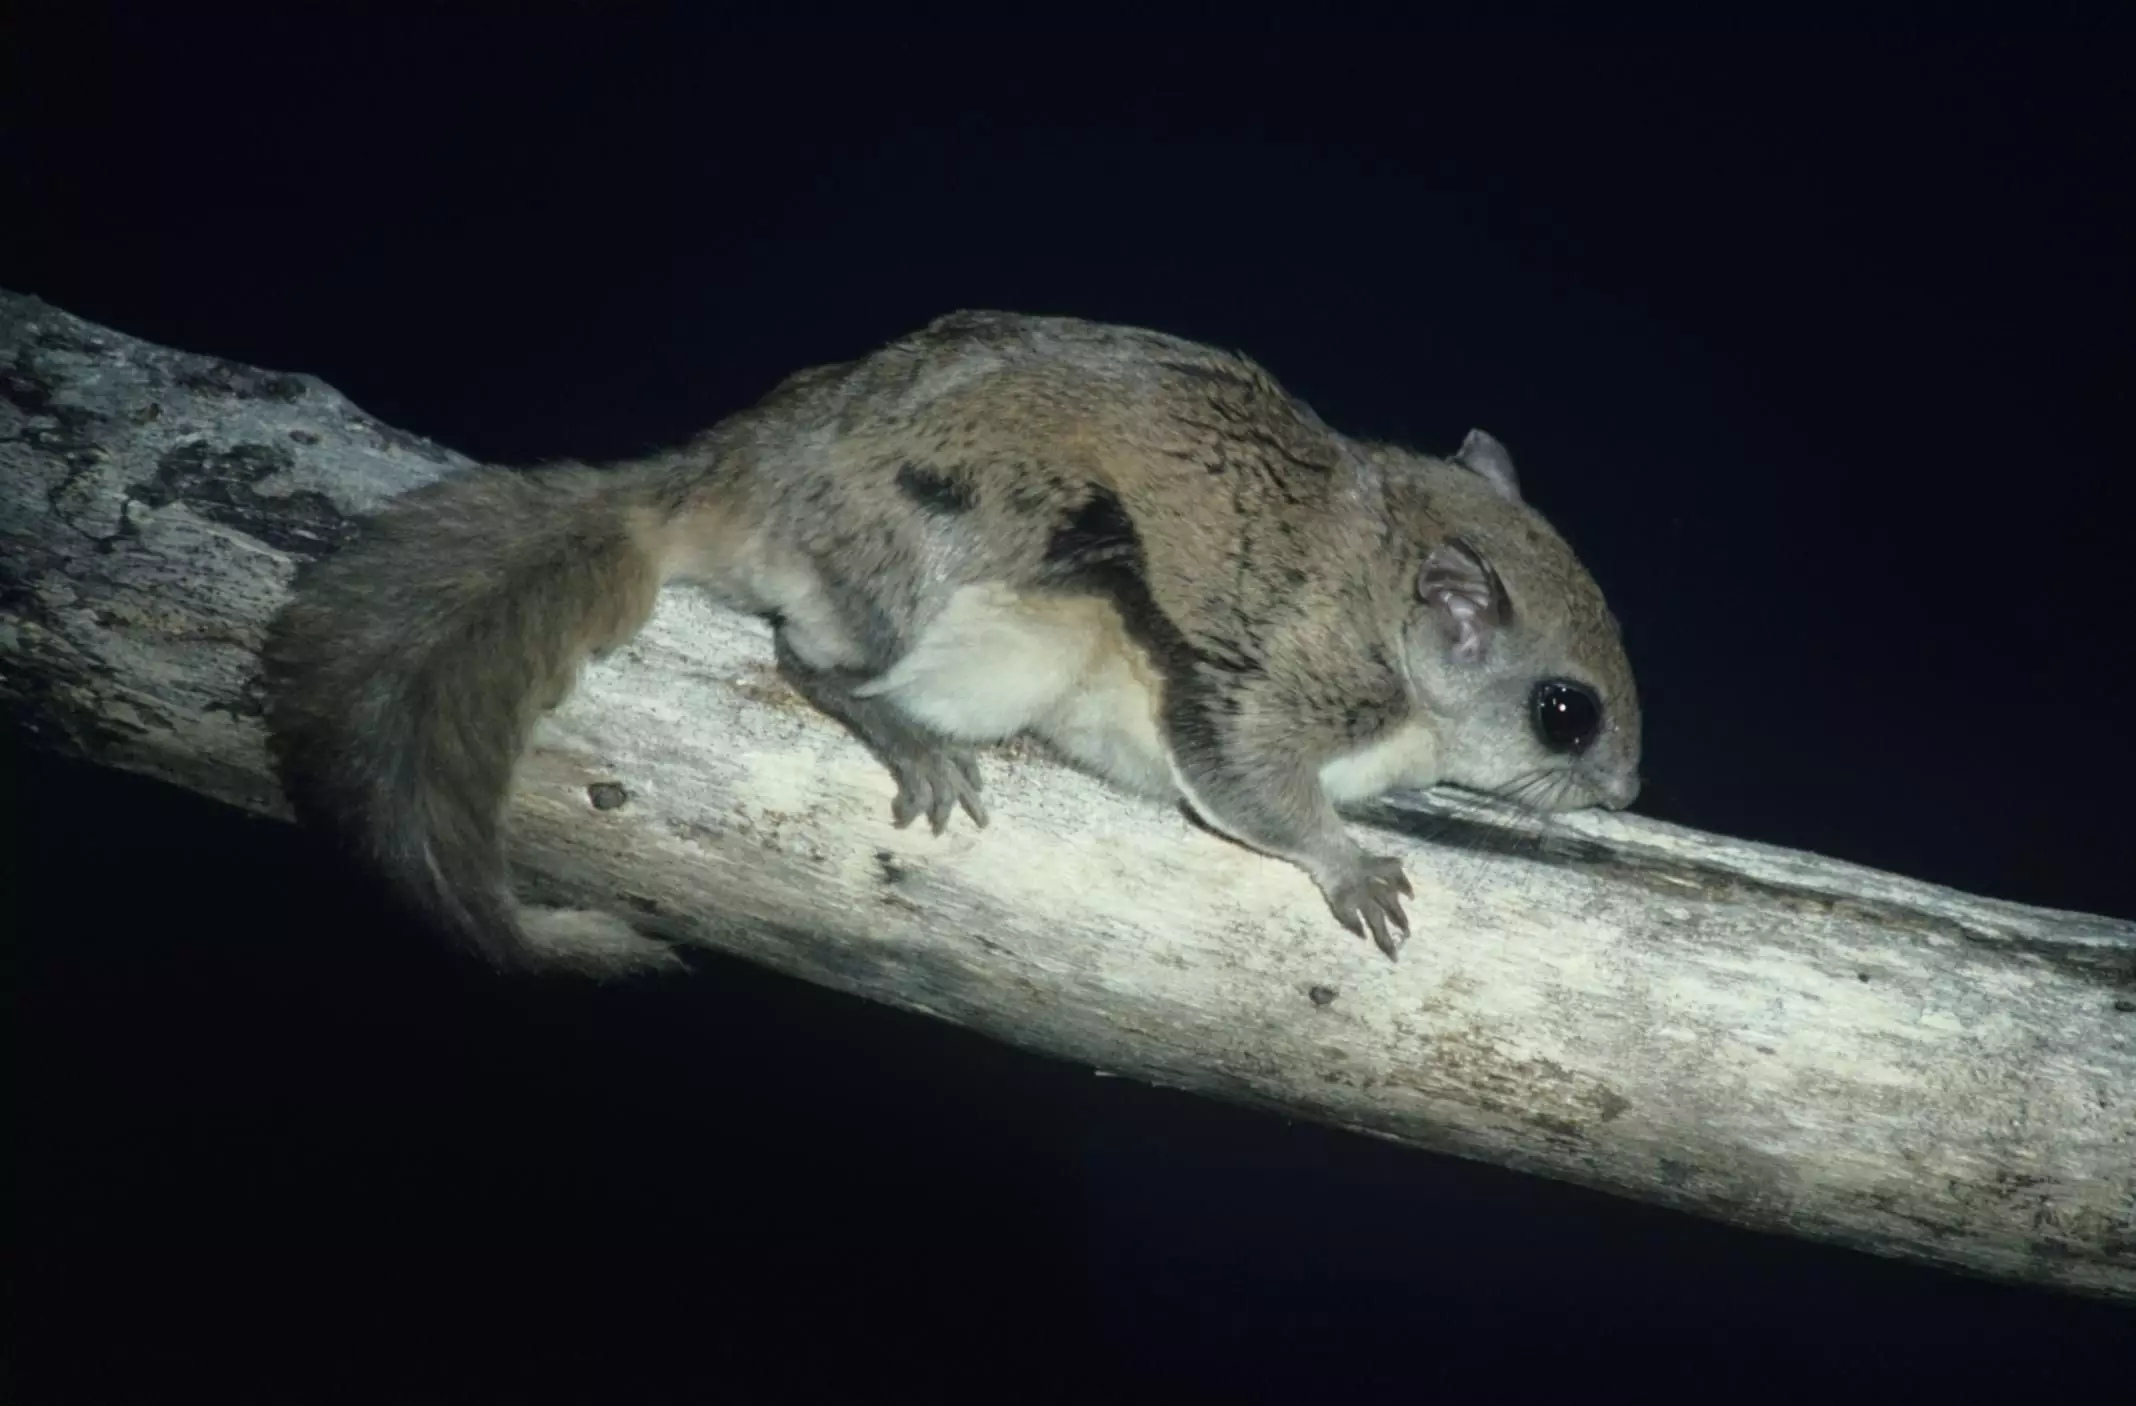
[261,461,686,976]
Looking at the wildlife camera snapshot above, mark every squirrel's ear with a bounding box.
[1452,429,1521,503]
[1418,536,1507,664]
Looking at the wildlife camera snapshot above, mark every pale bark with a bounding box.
[4,288,2132,1299]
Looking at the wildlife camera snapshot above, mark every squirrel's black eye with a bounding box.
[1530,679,1602,755]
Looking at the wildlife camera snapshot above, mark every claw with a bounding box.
[1363,907,1391,956]
[955,755,990,828]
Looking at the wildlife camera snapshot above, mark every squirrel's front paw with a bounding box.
[1315,851,1413,958]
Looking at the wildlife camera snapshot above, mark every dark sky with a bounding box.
[9,10,2134,1397]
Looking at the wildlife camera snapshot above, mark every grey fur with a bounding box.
[262,310,1642,973]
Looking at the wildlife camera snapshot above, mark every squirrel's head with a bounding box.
[1370,431,1642,814]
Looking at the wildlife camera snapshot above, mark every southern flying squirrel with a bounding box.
[261,311,1643,974]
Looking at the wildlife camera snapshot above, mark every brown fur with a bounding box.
[262,311,1642,973]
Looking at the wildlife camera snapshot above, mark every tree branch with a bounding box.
[4,288,2131,1300]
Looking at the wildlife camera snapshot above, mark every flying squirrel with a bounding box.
[261,311,1643,976]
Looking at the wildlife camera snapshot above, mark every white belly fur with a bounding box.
[855,584,1176,797]
[859,584,1441,807]
[1317,718,1441,805]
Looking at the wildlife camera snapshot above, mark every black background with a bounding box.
[8,8,2134,1398]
